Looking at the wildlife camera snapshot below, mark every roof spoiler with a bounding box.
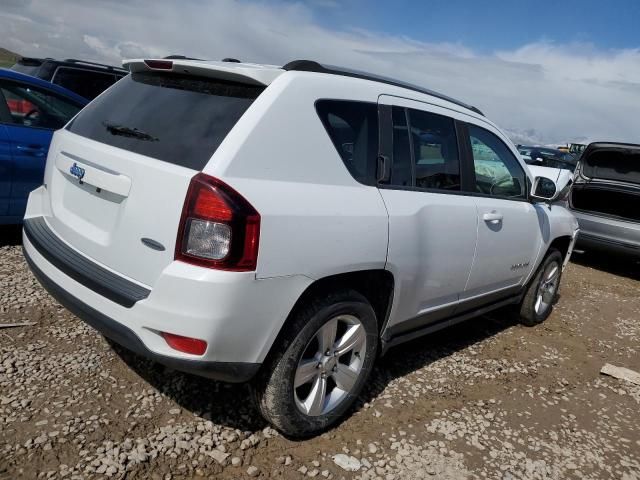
[123,58,283,86]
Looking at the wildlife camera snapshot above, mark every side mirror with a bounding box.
[530,176,558,202]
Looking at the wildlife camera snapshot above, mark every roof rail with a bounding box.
[282,60,484,116]
[62,59,127,72]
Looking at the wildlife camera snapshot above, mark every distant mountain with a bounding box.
[0,47,21,67]
[503,127,591,149]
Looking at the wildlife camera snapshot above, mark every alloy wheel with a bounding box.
[534,261,560,316]
[294,314,367,416]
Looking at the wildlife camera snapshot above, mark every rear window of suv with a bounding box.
[52,67,122,100]
[67,72,264,170]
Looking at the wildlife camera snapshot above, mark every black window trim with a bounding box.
[0,78,84,132]
[404,107,417,189]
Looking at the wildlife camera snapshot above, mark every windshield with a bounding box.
[519,146,577,171]
[67,72,264,170]
[11,63,40,76]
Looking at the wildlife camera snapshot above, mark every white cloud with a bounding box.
[1,0,638,144]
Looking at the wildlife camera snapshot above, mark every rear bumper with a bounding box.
[22,213,312,382]
[571,210,640,257]
[576,232,640,257]
[24,248,259,382]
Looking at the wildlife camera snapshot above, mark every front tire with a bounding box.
[518,249,563,326]
[252,290,378,437]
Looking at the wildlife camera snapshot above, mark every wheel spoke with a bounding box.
[332,364,359,392]
[317,318,338,353]
[294,314,368,417]
[534,295,543,314]
[305,375,328,416]
[334,323,366,357]
[295,359,318,388]
[545,265,559,282]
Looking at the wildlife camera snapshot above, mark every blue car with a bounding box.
[0,69,88,224]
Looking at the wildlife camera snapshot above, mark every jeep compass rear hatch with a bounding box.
[42,61,268,287]
[571,142,640,222]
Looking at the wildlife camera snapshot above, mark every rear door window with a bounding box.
[387,106,459,190]
[67,72,264,171]
[408,108,460,191]
[315,100,379,185]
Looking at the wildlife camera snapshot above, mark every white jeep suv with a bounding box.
[23,58,579,436]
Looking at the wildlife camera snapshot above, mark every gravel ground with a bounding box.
[1,227,639,480]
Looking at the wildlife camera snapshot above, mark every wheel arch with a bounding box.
[547,235,573,262]
[261,269,394,365]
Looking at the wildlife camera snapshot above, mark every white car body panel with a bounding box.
[378,187,478,327]
[23,60,579,374]
[204,74,389,280]
[41,130,193,287]
[464,197,540,296]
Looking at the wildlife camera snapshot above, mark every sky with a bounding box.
[1,0,639,145]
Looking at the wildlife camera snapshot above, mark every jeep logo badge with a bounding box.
[69,162,86,183]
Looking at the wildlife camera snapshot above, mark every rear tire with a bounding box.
[518,249,563,326]
[252,290,378,437]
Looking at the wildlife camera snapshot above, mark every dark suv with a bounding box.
[11,57,127,100]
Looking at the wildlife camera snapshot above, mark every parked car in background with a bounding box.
[569,143,587,156]
[569,142,640,257]
[0,68,87,224]
[23,58,578,436]
[517,145,577,172]
[12,57,127,100]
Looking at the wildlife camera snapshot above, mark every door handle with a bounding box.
[483,212,503,224]
[16,144,45,157]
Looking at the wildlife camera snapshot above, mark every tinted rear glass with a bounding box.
[67,72,264,170]
[52,68,120,100]
[315,100,378,185]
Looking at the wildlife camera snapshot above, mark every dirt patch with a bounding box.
[1,241,639,479]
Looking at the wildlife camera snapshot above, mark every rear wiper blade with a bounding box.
[103,122,158,141]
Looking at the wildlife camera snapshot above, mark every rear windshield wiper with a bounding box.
[103,122,158,142]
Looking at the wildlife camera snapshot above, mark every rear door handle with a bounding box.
[483,212,503,224]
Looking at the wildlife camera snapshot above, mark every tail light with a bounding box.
[175,173,260,271]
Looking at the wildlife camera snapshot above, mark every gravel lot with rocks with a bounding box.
[1,226,639,479]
